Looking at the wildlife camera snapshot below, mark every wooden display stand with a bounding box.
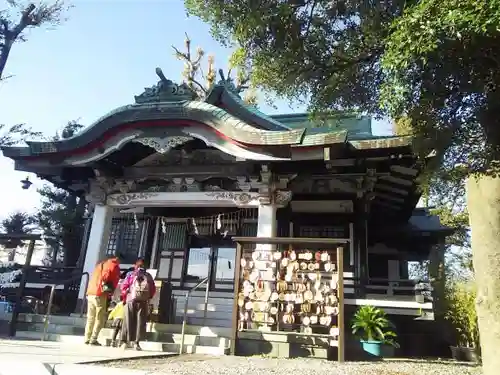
[230,236,346,362]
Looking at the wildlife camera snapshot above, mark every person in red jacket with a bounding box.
[84,254,122,345]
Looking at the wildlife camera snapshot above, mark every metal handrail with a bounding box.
[41,271,90,341]
[179,276,209,355]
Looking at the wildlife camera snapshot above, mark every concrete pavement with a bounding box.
[0,339,173,374]
[0,338,169,364]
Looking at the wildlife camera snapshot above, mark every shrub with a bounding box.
[351,305,399,348]
[444,281,479,348]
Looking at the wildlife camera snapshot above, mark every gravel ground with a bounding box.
[97,354,482,375]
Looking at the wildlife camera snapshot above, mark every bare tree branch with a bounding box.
[171,33,253,101]
[172,33,208,98]
[0,1,69,80]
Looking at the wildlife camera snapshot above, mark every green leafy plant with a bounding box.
[351,305,399,348]
[444,281,479,348]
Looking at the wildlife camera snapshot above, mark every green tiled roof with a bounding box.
[270,113,372,137]
[294,130,348,147]
[348,135,412,149]
[1,84,414,160]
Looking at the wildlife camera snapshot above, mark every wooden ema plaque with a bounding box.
[231,237,346,362]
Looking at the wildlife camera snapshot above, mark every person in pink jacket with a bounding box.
[120,259,156,350]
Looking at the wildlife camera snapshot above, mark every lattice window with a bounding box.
[106,220,121,256]
[157,223,187,251]
[106,217,143,262]
[240,222,257,237]
[299,225,347,238]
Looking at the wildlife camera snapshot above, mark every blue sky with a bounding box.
[0,0,392,219]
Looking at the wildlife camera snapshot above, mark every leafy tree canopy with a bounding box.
[185,0,500,174]
[36,121,87,266]
[0,211,35,249]
[0,123,42,147]
[381,0,500,174]
[185,0,404,114]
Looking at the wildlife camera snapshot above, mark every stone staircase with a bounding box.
[5,313,231,355]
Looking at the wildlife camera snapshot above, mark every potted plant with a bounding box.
[444,281,480,362]
[351,305,399,358]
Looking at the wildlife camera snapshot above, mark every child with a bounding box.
[108,299,125,347]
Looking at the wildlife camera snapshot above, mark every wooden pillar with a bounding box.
[230,242,243,355]
[9,239,36,337]
[149,218,161,269]
[76,213,93,269]
[354,197,368,295]
[142,217,157,268]
[399,259,409,279]
[428,240,446,317]
[337,246,345,362]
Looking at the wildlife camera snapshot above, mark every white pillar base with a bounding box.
[78,205,113,300]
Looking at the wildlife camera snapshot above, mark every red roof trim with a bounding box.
[18,119,325,161]
[19,119,249,160]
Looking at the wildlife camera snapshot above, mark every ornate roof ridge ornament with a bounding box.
[214,69,249,99]
[216,68,242,97]
[134,67,197,104]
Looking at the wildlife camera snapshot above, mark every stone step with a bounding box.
[17,321,84,335]
[148,323,232,337]
[14,330,229,355]
[99,329,228,347]
[7,312,87,327]
[9,313,232,337]
[15,321,227,347]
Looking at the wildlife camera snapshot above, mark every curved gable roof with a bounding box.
[3,100,306,158]
[0,73,415,162]
[205,85,292,131]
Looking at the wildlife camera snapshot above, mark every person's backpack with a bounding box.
[130,273,150,302]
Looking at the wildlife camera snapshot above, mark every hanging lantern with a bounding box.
[20,176,32,190]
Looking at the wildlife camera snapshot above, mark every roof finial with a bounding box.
[134,68,196,104]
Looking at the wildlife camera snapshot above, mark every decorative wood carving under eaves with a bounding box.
[85,171,295,205]
[290,177,356,194]
[86,183,107,205]
[275,190,293,206]
[107,192,159,206]
[205,189,292,207]
[133,136,193,154]
[290,171,377,197]
[86,177,141,205]
[133,149,237,167]
[205,191,264,206]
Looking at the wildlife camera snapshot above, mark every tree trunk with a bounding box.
[428,242,446,318]
[50,246,58,266]
[427,242,455,355]
[467,175,500,372]
[62,196,86,267]
[0,42,14,81]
